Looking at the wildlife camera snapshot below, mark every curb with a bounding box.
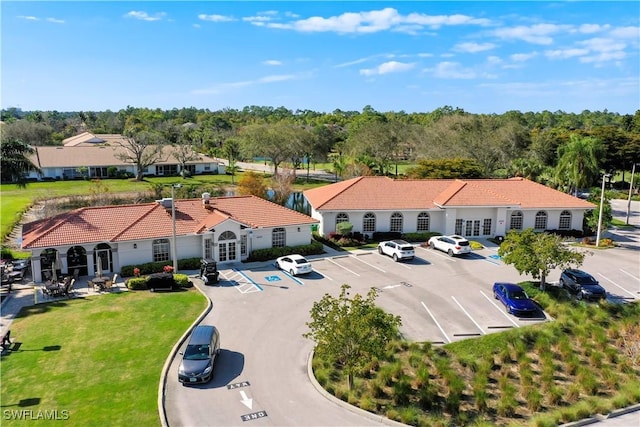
[559,403,640,427]
[158,278,213,427]
[306,350,408,426]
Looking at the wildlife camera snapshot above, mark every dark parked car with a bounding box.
[493,282,540,317]
[559,269,607,301]
[178,325,221,385]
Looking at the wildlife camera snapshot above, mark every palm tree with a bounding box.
[0,138,41,187]
[555,134,603,195]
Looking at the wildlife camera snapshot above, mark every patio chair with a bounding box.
[63,279,76,297]
[1,330,11,352]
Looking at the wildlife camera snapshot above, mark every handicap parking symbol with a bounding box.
[488,254,501,260]
[265,275,281,282]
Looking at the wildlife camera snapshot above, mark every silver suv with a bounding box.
[377,240,415,262]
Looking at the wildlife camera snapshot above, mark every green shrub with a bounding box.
[121,257,201,277]
[173,273,192,288]
[126,277,147,290]
[246,240,324,262]
[402,232,438,243]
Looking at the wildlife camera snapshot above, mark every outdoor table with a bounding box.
[92,277,107,291]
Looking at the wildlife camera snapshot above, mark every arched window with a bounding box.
[272,227,286,248]
[510,211,523,230]
[390,212,403,233]
[152,239,170,262]
[535,211,548,230]
[335,213,349,231]
[363,212,376,233]
[559,210,572,230]
[219,231,237,240]
[417,212,430,232]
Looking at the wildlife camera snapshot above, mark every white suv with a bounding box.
[377,240,415,262]
[427,235,471,256]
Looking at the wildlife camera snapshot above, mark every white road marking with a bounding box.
[451,296,485,335]
[326,258,361,276]
[351,254,386,272]
[620,268,640,281]
[480,290,519,327]
[421,301,451,343]
[597,273,638,298]
[417,246,457,262]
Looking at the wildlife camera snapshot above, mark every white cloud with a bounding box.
[263,60,283,66]
[454,42,496,53]
[243,15,271,23]
[46,17,65,24]
[18,15,38,21]
[360,61,415,76]
[577,24,609,34]
[124,11,166,22]
[199,14,234,22]
[428,62,476,79]
[510,52,538,62]
[545,48,590,59]
[608,26,640,39]
[493,23,569,45]
[18,15,64,23]
[192,74,299,95]
[260,8,492,34]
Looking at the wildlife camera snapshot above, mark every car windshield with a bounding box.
[457,241,470,246]
[575,274,597,285]
[508,290,528,300]
[184,344,210,360]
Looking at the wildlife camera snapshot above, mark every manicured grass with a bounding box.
[0,289,207,426]
[311,284,640,426]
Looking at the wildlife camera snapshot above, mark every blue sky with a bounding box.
[2,1,638,114]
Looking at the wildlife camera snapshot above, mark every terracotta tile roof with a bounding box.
[304,176,595,211]
[22,196,318,249]
[63,132,125,146]
[30,145,220,168]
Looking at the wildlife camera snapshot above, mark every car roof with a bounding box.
[391,239,411,245]
[449,235,467,240]
[495,282,524,291]
[288,254,308,260]
[189,325,216,345]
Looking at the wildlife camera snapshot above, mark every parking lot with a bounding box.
[165,237,639,426]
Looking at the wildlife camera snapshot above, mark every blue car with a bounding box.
[493,282,540,317]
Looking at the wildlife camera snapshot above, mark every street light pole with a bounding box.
[171,184,182,272]
[626,163,637,225]
[595,173,611,247]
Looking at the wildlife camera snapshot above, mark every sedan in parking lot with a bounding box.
[377,240,415,261]
[493,282,540,317]
[275,254,313,276]
[559,269,607,301]
[428,235,471,256]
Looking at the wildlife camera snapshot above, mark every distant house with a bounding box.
[304,176,595,239]
[21,194,318,282]
[25,131,225,180]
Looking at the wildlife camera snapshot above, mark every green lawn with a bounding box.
[0,289,207,426]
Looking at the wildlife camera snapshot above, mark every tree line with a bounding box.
[2,105,639,193]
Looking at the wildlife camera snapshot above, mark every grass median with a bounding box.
[0,288,207,426]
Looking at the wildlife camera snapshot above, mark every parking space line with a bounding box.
[278,270,304,285]
[232,269,263,293]
[597,273,637,298]
[421,301,451,343]
[451,296,485,335]
[417,246,457,262]
[480,290,519,327]
[350,255,386,273]
[620,268,640,281]
[326,258,361,276]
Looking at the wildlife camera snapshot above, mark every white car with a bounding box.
[377,240,415,262]
[275,254,313,276]
[427,235,471,256]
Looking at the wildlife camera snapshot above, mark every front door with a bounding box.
[464,220,481,237]
[218,242,237,262]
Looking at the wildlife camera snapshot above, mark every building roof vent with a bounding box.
[156,197,174,210]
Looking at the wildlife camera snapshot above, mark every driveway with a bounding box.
[164,236,639,426]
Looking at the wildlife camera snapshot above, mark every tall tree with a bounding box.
[238,123,296,176]
[0,138,41,186]
[498,228,586,290]
[173,127,204,178]
[555,134,604,195]
[115,130,165,181]
[304,284,401,389]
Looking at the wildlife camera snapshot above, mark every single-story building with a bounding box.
[303,176,595,238]
[26,132,225,180]
[21,194,318,283]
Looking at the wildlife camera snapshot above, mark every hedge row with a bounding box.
[125,273,191,290]
[246,240,324,262]
[121,257,201,277]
